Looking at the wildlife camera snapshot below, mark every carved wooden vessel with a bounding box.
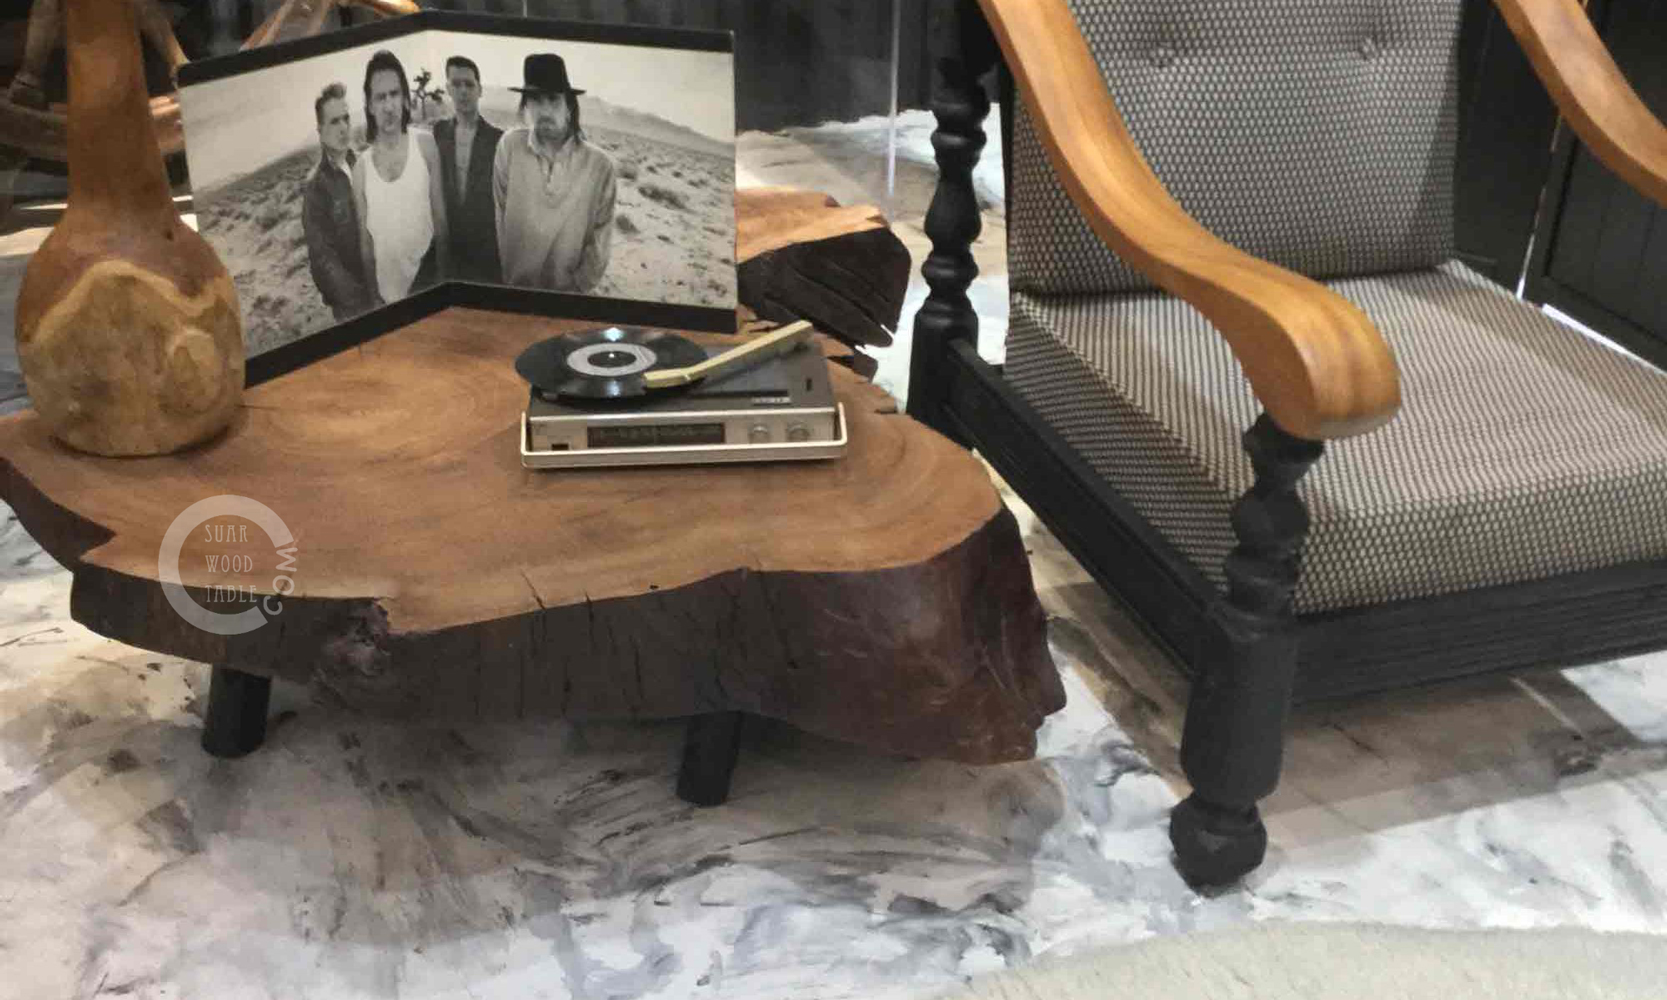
[14,0,242,456]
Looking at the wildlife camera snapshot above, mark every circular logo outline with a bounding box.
[157,495,295,636]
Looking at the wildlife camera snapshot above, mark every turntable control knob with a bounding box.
[749,424,772,443]
[786,423,810,442]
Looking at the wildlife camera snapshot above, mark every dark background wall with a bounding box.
[1452,0,1559,289]
[0,0,949,204]
[1524,0,1667,365]
[464,0,947,132]
[34,0,950,132]
[8,0,1652,313]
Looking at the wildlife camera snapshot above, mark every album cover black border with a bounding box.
[181,11,739,389]
[245,286,738,387]
[178,11,733,89]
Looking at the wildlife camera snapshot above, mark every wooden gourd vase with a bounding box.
[15,0,243,457]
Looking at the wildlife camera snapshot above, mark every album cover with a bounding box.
[177,13,737,357]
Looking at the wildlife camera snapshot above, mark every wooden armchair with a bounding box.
[909,0,1667,886]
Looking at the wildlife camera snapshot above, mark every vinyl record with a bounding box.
[515,326,708,400]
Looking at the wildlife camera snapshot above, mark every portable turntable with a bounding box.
[517,322,847,469]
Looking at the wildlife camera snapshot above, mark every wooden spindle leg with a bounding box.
[1170,414,1323,886]
[907,0,998,442]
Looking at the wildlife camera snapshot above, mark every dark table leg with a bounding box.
[201,664,272,758]
[677,711,744,806]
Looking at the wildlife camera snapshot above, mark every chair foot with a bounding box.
[677,711,743,806]
[201,664,272,759]
[1169,793,1267,887]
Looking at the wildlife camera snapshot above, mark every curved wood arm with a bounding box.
[354,0,422,15]
[1494,0,1667,208]
[979,0,1400,441]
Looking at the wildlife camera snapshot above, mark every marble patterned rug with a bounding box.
[4,483,1667,999]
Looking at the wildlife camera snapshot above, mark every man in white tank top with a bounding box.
[352,50,449,305]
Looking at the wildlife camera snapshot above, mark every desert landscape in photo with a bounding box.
[191,91,736,356]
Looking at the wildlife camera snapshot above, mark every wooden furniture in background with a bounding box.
[736,187,910,367]
[0,0,418,215]
[242,0,418,50]
[5,0,185,111]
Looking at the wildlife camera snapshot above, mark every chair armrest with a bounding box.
[979,0,1400,441]
[1495,0,1667,208]
[356,0,421,15]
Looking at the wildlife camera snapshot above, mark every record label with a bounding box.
[515,326,707,400]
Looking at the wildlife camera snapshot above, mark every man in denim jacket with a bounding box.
[302,82,375,319]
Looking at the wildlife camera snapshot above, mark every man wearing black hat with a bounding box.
[491,53,618,292]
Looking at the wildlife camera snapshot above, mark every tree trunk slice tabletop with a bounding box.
[0,308,1065,764]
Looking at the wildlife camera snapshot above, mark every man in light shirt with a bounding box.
[492,53,618,292]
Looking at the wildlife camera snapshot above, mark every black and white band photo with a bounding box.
[179,22,737,355]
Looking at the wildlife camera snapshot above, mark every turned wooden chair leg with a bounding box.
[908,0,997,445]
[1170,414,1323,886]
[201,664,273,758]
[677,711,744,806]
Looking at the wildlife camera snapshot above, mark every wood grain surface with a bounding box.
[736,188,910,351]
[0,307,1063,762]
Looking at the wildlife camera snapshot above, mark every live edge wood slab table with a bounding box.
[0,308,1064,804]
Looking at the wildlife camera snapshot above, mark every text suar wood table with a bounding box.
[0,308,1065,803]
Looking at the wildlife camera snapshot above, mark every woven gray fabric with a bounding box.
[1005,263,1667,614]
[1009,0,1462,296]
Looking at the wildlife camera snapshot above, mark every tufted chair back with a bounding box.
[1007,0,1465,296]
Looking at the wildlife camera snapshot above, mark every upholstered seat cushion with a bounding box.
[1005,262,1667,614]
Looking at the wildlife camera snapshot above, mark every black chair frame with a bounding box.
[907,0,1667,886]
